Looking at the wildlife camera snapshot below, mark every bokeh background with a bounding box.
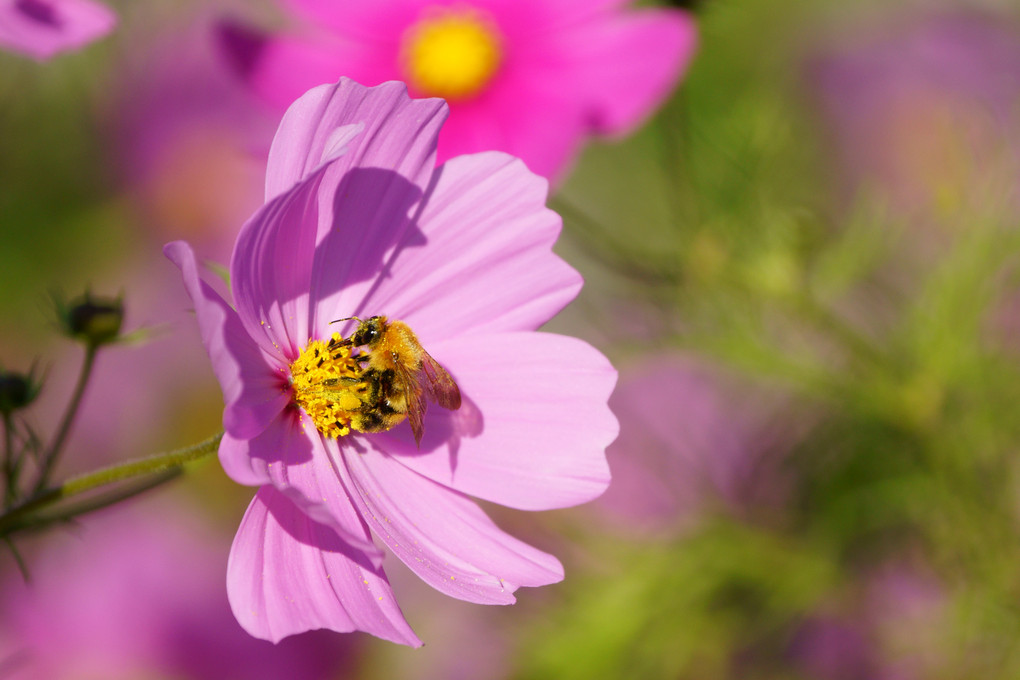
[4,0,1020,677]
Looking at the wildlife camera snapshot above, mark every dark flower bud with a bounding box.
[57,292,125,347]
[0,367,41,415]
[665,0,705,9]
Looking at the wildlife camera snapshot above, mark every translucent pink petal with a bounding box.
[334,443,564,604]
[264,78,446,201]
[239,414,384,561]
[548,9,698,134]
[0,0,115,61]
[231,153,428,360]
[228,486,420,646]
[219,432,272,487]
[228,160,329,361]
[164,241,289,439]
[230,80,451,349]
[352,151,581,343]
[378,331,616,510]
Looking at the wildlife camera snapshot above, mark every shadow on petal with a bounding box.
[309,167,429,329]
[264,484,380,573]
[378,391,485,478]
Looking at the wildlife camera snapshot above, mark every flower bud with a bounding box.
[0,367,41,415]
[58,292,125,347]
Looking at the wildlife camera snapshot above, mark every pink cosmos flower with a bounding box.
[111,16,277,260]
[0,0,114,61]
[165,77,616,646]
[809,10,1020,220]
[219,0,697,179]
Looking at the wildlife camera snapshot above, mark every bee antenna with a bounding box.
[329,316,362,325]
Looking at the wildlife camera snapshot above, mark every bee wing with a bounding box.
[394,360,429,447]
[420,351,462,411]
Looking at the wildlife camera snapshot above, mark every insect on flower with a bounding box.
[332,315,461,446]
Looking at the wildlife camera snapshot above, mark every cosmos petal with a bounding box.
[0,0,115,61]
[229,158,331,361]
[228,486,420,646]
[264,78,447,201]
[432,84,587,179]
[547,10,698,134]
[233,80,451,352]
[335,444,564,604]
[164,241,288,439]
[277,0,420,38]
[380,331,616,510]
[219,432,272,487]
[277,0,632,38]
[232,413,385,561]
[357,151,581,342]
[218,26,396,120]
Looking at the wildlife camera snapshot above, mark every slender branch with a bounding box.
[63,431,222,496]
[2,469,182,538]
[792,295,887,370]
[550,194,681,285]
[34,344,98,491]
[0,432,222,537]
[3,536,29,581]
[2,412,14,507]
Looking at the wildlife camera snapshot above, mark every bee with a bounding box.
[335,315,461,446]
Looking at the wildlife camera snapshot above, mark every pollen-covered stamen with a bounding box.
[289,333,369,439]
[401,7,503,101]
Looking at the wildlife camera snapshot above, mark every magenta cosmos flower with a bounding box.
[0,0,114,60]
[165,78,616,646]
[219,0,697,179]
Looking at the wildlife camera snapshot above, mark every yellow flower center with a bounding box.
[289,333,371,438]
[401,6,503,101]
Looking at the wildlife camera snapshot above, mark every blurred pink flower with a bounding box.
[0,502,353,679]
[218,0,697,180]
[788,617,893,680]
[0,0,114,60]
[787,562,945,680]
[596,355,796,531]
[110,17,277,260]
[165,78,616,645]
[810,10,1020,219]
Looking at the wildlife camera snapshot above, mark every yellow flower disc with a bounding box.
[401,7,503,101]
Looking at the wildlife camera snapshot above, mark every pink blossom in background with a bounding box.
[0,0,114,60]
[111,17,277,260]
[810,10,1020,220]
[788,617,893,680]
[787,563,945,680]
[596,355,795,531]
[0,502,354,679]
[218,0,698,180]
[165,78,616,645]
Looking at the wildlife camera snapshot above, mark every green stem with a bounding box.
[34,344,98,492]
[3,536,29,582]
[4,469,182,538]
[550,195,680,285]
[793,294,887,371]
[0,432,222,537]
